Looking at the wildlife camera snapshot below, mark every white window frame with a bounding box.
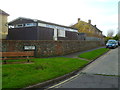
[9,25,15,28]
[16,24,23,28]
[25,23,36,27]
[38,23,46,27]
[58,29,65,37]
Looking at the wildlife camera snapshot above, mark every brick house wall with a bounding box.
[0,10,9,39]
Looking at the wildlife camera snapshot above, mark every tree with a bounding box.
[107,29,114,37]
[113,35,119,40]
[105,36,112,44]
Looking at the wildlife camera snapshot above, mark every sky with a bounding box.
[1,0,118,36]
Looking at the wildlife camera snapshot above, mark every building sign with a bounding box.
[24,46,36,51]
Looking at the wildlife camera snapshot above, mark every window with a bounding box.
[58,29,65,37]
[16,24,23,28]
[99,32,102,35]
[25,23,36,27]
[38,23,46,27]
[9,25,15,28]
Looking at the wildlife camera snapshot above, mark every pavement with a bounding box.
[46,47,119,89]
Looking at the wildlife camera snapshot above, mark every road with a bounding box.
[81,47,118,75]
[47,47,119,89]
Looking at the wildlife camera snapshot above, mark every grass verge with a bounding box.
[2,57,88,88]
[78,48,109,60]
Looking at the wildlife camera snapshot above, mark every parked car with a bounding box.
[106,40,118,49]
[118,41,120,46]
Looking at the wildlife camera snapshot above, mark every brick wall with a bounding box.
[1,40,104,57]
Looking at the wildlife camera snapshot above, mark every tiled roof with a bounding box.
[0,9,9,16]
[72,20,102,32]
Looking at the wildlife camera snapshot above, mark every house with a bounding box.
[71,18,103,41]
[0,9,9,39]
[8,17,79,40]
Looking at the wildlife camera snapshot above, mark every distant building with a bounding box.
[0,9,9,39]
[71,18,104,41]
[77,33,86,40]
[8,17,80,40]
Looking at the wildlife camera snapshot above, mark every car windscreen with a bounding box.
[107,41,116,44]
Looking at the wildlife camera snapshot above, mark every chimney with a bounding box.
[78,18,80,22]
[88,19,91,24]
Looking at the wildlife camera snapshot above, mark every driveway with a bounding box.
[47,47,119,89]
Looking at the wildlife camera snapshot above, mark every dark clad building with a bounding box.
[8,17,80,40]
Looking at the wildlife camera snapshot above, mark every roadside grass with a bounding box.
[2,57,89,88]
[78,48,109,60]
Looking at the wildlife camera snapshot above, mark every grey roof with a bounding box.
[0,9,9,16]
[9,17,78,30]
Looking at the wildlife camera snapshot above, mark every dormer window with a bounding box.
[16,24,23,28]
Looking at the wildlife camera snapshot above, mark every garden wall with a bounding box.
[1,40,104,57]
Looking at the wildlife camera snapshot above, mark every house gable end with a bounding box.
[0,9,9,16]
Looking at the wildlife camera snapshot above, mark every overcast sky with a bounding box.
[1,0,118,36]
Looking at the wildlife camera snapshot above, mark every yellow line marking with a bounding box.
[45,49,116,89]
[46,74,81,89]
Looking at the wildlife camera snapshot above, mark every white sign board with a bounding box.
[24,46,36,51]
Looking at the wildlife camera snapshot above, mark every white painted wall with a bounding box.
[53,28,58,41]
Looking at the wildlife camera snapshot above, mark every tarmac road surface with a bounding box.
[46,47,119,89]
[81,47,118,75]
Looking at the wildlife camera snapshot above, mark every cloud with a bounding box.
[92,0,115,2]
[0,0,118,36]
